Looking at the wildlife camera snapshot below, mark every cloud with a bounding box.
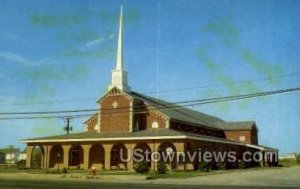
[56,29,100,43]
[85,37,103,48]
[0,52,37,66]
[203,17,239,46]
[0,52,50,67]
[85,33,116,48]
[238,48,283,81]
[30,13,85,27]
[13,63,89,82]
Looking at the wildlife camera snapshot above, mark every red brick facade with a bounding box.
[85,88,258,146]
[225,127,258,145]
[99,89,132,133]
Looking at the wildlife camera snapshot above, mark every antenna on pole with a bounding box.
[63,117,73,135]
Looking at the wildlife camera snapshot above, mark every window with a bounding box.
[239,136,246,142]
[152,121,159,128]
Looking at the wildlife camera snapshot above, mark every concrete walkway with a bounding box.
[148,166,300,187]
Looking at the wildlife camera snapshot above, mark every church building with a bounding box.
[22,7,278,171]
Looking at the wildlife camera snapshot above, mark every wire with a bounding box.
[0,86,299,120]
[1,72,299,107]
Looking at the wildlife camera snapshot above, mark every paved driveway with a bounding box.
[149,166,300,188]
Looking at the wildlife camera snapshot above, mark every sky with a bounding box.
[0,0,299,155]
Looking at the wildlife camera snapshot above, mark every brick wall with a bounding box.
[85,114,98,132]
[224,130,253,144]
[100,95,131,133]
[145,110,167,129]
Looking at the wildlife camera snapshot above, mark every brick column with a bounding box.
[124,143,135,171]
[62,144,71,169]
[173,141,186,171]
[149,141,161,172]
[82,144,92,170]
[42,145,53,169]
[25,145,34,168]
[103,144,113,170]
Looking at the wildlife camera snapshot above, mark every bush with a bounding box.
[198,161,211,172]
[62,167,68,174]
[238,160,246,169]
[17,160,26,169]
[296,155,300,164]
[216,162,226,170]
[156,161,167,174]
[134,161,150,174]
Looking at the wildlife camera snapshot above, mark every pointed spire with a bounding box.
[108,5,131,92]
[116,5,123,70]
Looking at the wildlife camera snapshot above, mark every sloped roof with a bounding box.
[0,148,20,154]
[21,128,277,151]
[86,89,256,131]
[215,121,256,131]
[130,91,225,130]
[21,128,245,146]
[130,91,254,131]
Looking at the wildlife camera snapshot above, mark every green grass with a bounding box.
[279,159,300,167]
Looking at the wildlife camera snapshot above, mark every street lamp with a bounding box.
[57,153,61,173]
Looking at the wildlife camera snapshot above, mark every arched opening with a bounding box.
[49,145,63,168]
[110,143,127,170]
[69,145,83,168]
[89,144,105,170]
[31,145,44,168]
[158,142,177,170]
[133,143,151,168]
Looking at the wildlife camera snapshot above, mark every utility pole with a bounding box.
[63,117,73,135]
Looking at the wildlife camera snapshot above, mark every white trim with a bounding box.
[21,135,246,147]
[245,144,278,152]
[21,136,187,143]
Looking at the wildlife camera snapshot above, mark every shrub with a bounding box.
[216,162,226,170]
[16,160,26,169]
[156,161,167,174]
[238,160,246,169]
[198,161,211,172]
[62,167,68,174]
[296,155,300,164]
[134,161,150,174]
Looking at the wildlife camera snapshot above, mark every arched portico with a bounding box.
[158,142,177,170]
[49,145,63,168]
[89,144,105,169]
[69,145,83,168]
[133,142,151,168]
[110,143,127,170]
[31,145,44,168]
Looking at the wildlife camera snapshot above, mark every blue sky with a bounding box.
[0,0,299,155]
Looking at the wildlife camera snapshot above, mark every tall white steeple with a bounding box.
[109,5,131,92]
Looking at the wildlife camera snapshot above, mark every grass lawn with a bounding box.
[278,159,300,167]
[1,161,299,180]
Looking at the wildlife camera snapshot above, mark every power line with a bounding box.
[1,72,299,107]
[0,86,299,120]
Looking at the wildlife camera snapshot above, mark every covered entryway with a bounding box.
[133,142,151,168]
[69,145,83,168]
[31,145,44,168]
[49,145,63,168]
[110,143,127,170]
[158,142,177,170]
[89,144,105,169]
